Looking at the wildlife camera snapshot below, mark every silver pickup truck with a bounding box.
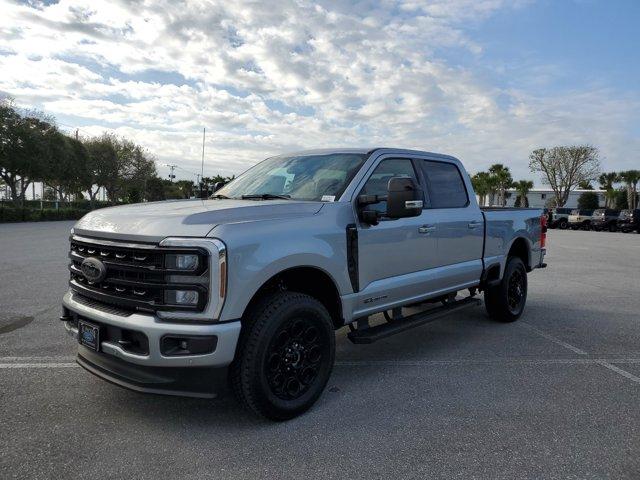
[61,148,547,420]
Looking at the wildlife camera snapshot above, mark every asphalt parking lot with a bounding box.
[1,221,639,479]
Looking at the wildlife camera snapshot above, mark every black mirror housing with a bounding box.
[386,177,423,218]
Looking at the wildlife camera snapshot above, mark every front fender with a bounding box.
[211,205,353,321]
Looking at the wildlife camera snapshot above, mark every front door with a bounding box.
[355,157,439,314]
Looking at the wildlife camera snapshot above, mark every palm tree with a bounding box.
[619,170,640,210]
[513,180,534,207]
[488,164,513,206]
[604,188,618,209]
[598,172,619,207]
[471,172,491,206]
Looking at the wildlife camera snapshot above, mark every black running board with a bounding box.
[347,297,481,344]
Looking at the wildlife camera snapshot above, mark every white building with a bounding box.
[478,189,607,208]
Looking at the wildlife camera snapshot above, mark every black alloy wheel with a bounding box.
[265,316,328,401]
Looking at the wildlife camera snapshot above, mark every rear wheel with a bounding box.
[484,256,528,322]
[230,291,335,421]
[558,219,568,229]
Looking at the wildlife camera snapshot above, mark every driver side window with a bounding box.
[361,158,419,212]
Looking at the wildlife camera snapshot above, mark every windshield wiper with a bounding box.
[240,194,291,200]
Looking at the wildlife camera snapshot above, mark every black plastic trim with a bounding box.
[346,224,359,293]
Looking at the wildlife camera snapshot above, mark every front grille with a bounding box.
[72,292,133,317]
[69,236,209,313]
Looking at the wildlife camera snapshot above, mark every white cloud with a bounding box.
[0,0,637,182]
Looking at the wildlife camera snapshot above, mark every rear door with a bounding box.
[416,159,484,288]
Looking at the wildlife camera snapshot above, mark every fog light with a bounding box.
[165,289,199,305]
[161,335,218,356]
[166,253,199,270]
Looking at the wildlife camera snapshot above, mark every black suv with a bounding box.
[617,209,640,233]
[591,209,621,232]
[549,207,572,229]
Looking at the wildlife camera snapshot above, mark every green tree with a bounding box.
[577,191,599,209]
[0,99,52,204]
[146,177,166,202]
[471,172,491,206]
[488,164,513,206]
[598,172,619,208]
[619,170,640,210]
[513,179,534,207]
[613,189,629,210]
[529,145,600,207]
[174,180,195,199]
[85,133,121,203]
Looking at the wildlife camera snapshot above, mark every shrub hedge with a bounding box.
[0,206,91,223]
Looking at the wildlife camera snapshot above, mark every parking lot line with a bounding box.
[521,322,640,385]
[596,361,640,384]
[520,322,588,355]
[0,363,78,368]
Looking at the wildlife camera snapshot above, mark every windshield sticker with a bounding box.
[321,195,336,202]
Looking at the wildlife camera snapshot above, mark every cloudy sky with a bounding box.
[1,0,639,183]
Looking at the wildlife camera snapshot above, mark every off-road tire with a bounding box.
[229,291,335,421]
[484,256,528,322]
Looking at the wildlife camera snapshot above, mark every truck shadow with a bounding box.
[104,301,602,427]
[104,306,518,427]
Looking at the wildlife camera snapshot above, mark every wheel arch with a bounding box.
[506,236,532,271]
[241,266,344,329]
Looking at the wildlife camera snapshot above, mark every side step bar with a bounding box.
[347,297,481,344]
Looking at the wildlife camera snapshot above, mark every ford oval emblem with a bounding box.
[80,257,107,283]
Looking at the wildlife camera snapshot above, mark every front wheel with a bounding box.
[230,291,335,420]
[484,256,528,322]
[558,219,568,229]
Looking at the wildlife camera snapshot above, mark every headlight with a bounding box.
[165,289,199,305]
[166,253,199,270]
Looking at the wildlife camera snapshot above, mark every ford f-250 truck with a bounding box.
[61,148,547,420]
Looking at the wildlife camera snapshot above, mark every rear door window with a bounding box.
[419,160,468,208]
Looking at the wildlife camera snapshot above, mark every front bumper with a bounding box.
[617,220,637,231]
[590,220,609,230]
[62,290,241,397]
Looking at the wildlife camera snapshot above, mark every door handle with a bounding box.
[468,221,482,229]
[418,225,436,234]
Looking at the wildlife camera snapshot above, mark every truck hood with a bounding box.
[73,199,324,242]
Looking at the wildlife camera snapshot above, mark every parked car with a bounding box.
[591,208,621,231]
[617,209,640,233]
[60,148,547,420]
[549,208,572,229]
[568,209,594,230]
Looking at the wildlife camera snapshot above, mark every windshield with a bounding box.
[215,153,367,201]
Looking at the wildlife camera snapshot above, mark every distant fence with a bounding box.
[0,200,116,223]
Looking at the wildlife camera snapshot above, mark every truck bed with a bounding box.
[481,207,544,271]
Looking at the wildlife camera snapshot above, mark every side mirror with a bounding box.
[213,181,226,192]
[358,176,423,225]
[386,177,423,218]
